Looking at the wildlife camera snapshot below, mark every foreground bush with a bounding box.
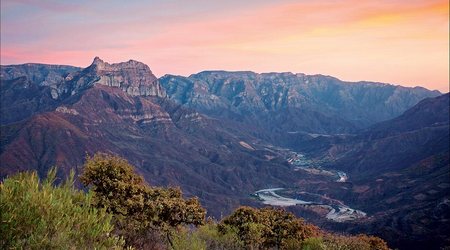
[322,234,389,250]
[300,234,389,250]
[0,168,124,249]
[172,222,243,250]
[219,206,320,249]
[81,153,206,248]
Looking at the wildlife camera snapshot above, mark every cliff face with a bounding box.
[81,57,166,97]
[160,71,440,129]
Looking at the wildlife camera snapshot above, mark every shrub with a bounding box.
[196,222,243,250]
[80,153,206,247]
[259,207,320,248]
[171,227,207,250]
[0,168,124,249]
[171,222,243,250]
[220,206,320,249]
[322,234,389,250]
[301,237,326,250]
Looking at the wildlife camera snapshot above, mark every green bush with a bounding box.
[196,222,243,250]
[81,153,206,248]
[0,168,124,249]
[171,227,207,250]
[171,222,243,250]
[301,237,326,250]
[220,206,320,249]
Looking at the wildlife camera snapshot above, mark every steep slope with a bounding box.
[0,64,80,124]
[300,94,450,249]
[318,94,449,175]
[368,93,450,135]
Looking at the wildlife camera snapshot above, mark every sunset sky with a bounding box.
[1,0,449,92]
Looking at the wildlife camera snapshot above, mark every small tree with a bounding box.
[80,153,152,231]
[219,206,320,249]
[219,206,267,248]
[80,153,206,247]
[259,207,320,248]
[0,168,124,249]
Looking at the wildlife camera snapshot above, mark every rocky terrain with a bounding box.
[0,64,80,124]
[160,71,439,132]
[1,58,448,249]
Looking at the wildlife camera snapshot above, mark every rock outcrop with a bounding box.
[0,57,166,125]
[84,57,166,97]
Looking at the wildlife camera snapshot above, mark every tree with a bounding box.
[219,206,320,249]
[259,207,320,248]
[80,153,206,247]
[219,206,267,248]
[0,168,124,249]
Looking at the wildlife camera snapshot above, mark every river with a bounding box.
[254,188,366,222]
[253,150,365,222]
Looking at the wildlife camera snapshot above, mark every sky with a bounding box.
[1,0,448,92]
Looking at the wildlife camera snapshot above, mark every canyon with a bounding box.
[1,58,448,249]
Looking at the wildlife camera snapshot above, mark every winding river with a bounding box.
[253,151,366,222]
[254,188,366,222]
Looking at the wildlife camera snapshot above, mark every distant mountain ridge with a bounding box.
[161,71,440,130]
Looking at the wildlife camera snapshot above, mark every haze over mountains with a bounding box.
[1,58,448,249]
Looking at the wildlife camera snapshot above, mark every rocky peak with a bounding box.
[91,56,106,69]
[85,57,166,97]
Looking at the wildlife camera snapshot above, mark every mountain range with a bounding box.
[1,58,448,249]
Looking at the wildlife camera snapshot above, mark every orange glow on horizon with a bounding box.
[1,0,448,92]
